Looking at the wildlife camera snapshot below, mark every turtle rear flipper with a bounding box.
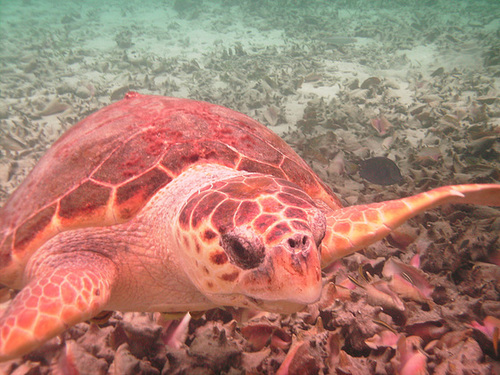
[0,252,116,361]
[320,184,500,267]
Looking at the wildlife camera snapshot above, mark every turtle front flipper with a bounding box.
[0,253,116,361]
[320,184,500,267]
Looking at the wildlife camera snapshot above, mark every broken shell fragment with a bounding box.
[382,258,434,301]
[365,330,401,349]
[382,136,394,150]
[52,340,107,375]
[329,151,345,175]
[387,225,419,249]
[430,67,445,77]
[470,316,500,356]
[263,105,280,126]
[241,324,274,351]
[370,116,392,135]
[406,320,448,343]
[388,274,429,303]
[440,114,460,126]
[360,76,381,89]
[159,312,191,349]
[241,322,292,351]
[365,280,405,312]
[469,136,497,156]
[276,340,319,375]
[415,147,442,165]
[424,329,473,352]
[37,98,71,116]
[304,73,322,82]
[476,96,498,105]
[392,336,427,375]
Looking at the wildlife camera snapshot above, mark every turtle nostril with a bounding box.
[287,234,310,253]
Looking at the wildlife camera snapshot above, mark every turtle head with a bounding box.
[176,174,326,313]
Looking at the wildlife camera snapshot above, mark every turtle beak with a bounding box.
[240,232,323,306]
[275,233,323,304]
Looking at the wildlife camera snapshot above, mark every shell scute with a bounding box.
[211,199,239,233]
[284,207,308,220]
[232,134,282,165]
[235,201,260,227]
[291,220,309,232]
[161,141,240,175]
[141,126,174,157]
[237,158,286,178]
[92,129,163,184]
[282,187,316,203]
[0,234,13,273]
[59,181,111,223]
[191,192,226,229]
[161,143,200,175]
[277,192,312,209]
[219,180,272,200]
[280,157,320,192]
[266,222,292,244]
[254,214,278,234]
[178,191,207,231]
[115,167,172,221]
[260,197,284,213]
[13,205,56,254]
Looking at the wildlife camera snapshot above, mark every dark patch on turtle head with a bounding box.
[220,227,265,270]
[210,251,228,265]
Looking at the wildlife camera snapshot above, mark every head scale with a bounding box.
[176,174,326,313]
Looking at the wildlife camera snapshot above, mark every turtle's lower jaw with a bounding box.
[208,288,316,314]
[245,297,307,314]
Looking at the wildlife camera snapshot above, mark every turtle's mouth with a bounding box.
[245,296,306,314]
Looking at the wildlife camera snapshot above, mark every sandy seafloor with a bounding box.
[0,0,499,374]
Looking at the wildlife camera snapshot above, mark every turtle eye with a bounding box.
[220,228,265,270]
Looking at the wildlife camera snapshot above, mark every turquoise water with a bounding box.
[1,0,498,190]
[1,0,498,109]
[0,0,499,207]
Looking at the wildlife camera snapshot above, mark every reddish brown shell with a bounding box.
[0,92,341,284]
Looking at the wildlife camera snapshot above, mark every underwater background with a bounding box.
[1,0,499,195]
[0,0,499,374]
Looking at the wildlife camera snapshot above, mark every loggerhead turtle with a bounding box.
[0,92,499,361]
